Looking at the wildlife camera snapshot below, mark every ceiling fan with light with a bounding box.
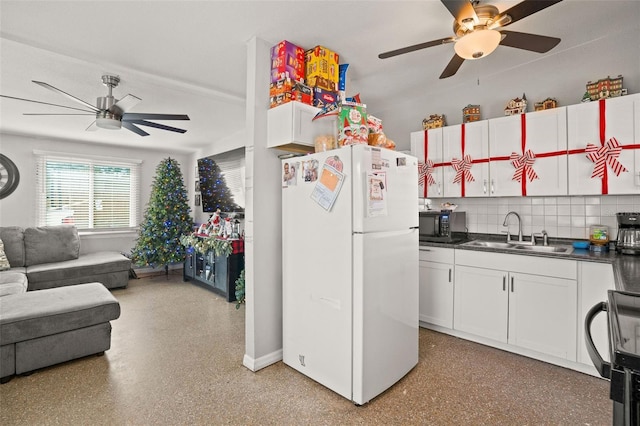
[0,74,190,136]
[378,0,563,79]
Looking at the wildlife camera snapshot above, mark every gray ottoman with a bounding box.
[0,282,120,382]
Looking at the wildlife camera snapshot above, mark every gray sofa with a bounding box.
[0,225,130,291]
[0,225,128,382]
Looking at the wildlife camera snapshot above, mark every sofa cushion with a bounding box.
[24,225,80,266]
[0,282,120,346]
[0,227,25,267]
[0,272,28,297]
[25,251,131,288]
[0,239,9,271]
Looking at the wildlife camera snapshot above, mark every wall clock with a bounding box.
[0,154,20,199]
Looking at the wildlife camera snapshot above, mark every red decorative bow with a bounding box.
[418,159,435,187]
[510,149,538,183]
[585,137,627,178]
[451,155,474,184]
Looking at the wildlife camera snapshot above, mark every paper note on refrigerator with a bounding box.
[366,171,388,217]
[310,164,345,211]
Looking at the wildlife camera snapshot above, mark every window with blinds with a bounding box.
[35,153,141,231]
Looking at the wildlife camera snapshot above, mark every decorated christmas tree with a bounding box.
[198,157,243,213]
[131,157,194,273]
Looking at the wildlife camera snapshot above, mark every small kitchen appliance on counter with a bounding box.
[419,210,466,243]
[586,290,640,425]
[616,212,640,255]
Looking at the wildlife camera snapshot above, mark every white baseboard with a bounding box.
[243,349,283,372]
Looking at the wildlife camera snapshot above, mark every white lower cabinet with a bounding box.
[418,247,454,328]
[454,250,578,361]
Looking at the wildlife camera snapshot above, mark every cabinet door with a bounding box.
[522,107,568,196]
[577,262,615,369]
[454,265,508,342]
[568,93,640,195]
[489,108,568,197]
[419,260,454,328]
[508,272,577,360]
[411,129,444,198]
[442,121,490,197]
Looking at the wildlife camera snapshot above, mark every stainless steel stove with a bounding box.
[586,290,640,425]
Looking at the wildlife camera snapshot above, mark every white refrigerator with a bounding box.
[282,144,419,405]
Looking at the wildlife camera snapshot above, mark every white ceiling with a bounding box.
[1,0,638,154]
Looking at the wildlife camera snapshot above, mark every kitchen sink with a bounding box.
[462,241,517,249]
[511,245,574,253]
[462,240,574,254]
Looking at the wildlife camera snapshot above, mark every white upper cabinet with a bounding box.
[267,102,335,153]
[567,93,640,195]
[488,107,568,197]
[442,120,490,197]
[411,129,444,198]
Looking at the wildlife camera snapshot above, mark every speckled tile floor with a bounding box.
[1,271,612,425]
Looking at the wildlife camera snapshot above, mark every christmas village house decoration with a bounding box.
[504,94,527,116]
[462,105,481,123]
[534,97,558,111]
[422,114,446,130]
[583,75,627,102]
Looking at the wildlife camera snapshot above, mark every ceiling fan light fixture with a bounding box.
[454,29,501,60]
[96,117,122,130]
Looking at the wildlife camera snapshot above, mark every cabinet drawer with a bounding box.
[419,246,454,263]
[455,249,577,280]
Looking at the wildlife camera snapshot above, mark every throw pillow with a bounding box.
[0,238,10,271]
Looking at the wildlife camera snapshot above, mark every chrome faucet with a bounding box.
[502,211,523,243]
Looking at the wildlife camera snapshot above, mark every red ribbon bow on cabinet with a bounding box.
[585,137,627,178]
[510,149,538,183]
[451,155,475,184]
[418,160,436,187]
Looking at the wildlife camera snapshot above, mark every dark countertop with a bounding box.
[419,233,640,293]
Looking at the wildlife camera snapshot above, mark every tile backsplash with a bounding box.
[426,195,640,241]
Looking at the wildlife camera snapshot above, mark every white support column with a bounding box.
[243,36,284,371]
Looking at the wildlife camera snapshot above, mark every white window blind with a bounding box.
[35,153,141,231]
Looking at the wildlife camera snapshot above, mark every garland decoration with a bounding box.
[179,233,233,257]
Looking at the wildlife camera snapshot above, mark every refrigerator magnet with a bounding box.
[367,171,388,217]
[310,164,345,211]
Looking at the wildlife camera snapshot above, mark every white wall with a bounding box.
[242,36,284,371]
[379,29,640,152]
[0,132,190,254]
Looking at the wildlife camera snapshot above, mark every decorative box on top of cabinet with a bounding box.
[267,101,336,154]
[184,248,244,302]
[567,93,640,195]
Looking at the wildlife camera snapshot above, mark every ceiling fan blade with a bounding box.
[378,37,455,59]
[499,30,561,53]
[494,0,563,28]
[23,113,95,115]
[122,121,150,137]
[441,0,478,26]
[86,121,98,131]
[0,94,96,113]
[122,113,190,121]
[128,119,187,134]
[439,54,465,79]
[112,94,142,114]
[32,80,100,112]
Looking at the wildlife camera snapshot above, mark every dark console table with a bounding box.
[183,240,244,302]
